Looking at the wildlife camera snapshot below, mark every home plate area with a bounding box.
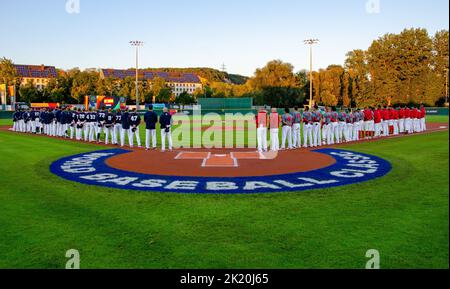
[175,151,278,168]
[105,149,336,178]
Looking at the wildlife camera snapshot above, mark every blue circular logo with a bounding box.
[50,149,391,194]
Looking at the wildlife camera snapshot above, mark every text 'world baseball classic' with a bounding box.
[50,149,392,194]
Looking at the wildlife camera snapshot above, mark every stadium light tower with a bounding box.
[304,39,319,108]
[130,41,144,110]
[445,68,449,105]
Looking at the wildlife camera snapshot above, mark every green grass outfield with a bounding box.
[0,119,448,269]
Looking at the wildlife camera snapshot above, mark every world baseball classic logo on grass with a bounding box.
[50,149,392,194]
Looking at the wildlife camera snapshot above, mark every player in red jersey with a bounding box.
[398,106,406,134]
[374,106,383,138]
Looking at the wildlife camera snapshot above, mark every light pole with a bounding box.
[445,68,449,105]
[304,39,319,108]
[130,40,144,110]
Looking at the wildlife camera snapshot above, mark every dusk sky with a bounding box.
[1,0,448,76]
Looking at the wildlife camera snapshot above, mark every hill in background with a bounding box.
[141,67,249,85]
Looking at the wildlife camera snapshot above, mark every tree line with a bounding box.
[0,28,448,108]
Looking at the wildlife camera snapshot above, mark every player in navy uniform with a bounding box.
[159,107,173,152]
[104,109,115,145]
[35,109,42,134]
[113,110,122,145]
[77,109,86,141]
[87,109,98,142]
[144,105,158,150]
[30,109,37,133]
[97,108,107,143]
[23,109,31,133]
[121,108,132,147]
[54,108,62,137]
[69,108,78,139]
[41,109,47,135]
[129,108,142,148]
[12,110,18,132]
[61,108,71,138]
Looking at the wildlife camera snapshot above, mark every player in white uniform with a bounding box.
[113,110,123,145]
[302,107,313,148]
[256,108,269,153]
[345,109,354,142]
[322,107,332,145]
[281,108,293,150]
[312,105,322,147]
[269,108,280,152]
[292,107,302,149]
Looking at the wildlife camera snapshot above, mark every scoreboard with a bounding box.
[85,96,126,110]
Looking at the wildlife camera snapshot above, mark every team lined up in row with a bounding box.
[12,104,427,152]
[12,105,174,151]
[255,105,427,152]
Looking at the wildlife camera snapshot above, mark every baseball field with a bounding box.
[0,116,448,269]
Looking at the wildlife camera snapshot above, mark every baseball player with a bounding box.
[23,109,31,133]
[281,108,293,150]
[97,108,107,143]
[35,109,42,134]
[40,109,45,135]
[420,105,426,132]
[113,109,123,145]
[61,108,70,138]
[144,105,158,150]
[121,108,132,147]
[83,109,90,141]
[374,106,383,138]
[330,107,339,145]
[159,107,173,152]
[77,109,86,141]
[302,106,313,148]
[351,109,359,141]
[68,108,77,139]
[364,107,374,139]
[18,109,25,132]
[398,106,405,134]
[129,108,142,148]
[41,109,48,135]
[345,109,353,142]
[256,108,269,153]
[338,108,347,143]
[54,108,62,137]
[48,109,54,136]
[12,109,19,132]
[322,107,332,145]
[392,107,399,135]
[405,106,412,134]
[30,109,37,133]
[381,106,389,137]
[358,109,365,141]
[104,109,115,145]
[412,106,419,133]
[388,107,394,135]
[292,106,302,149]
[269,108,280,151]
[88,109,98,142]
[312,105,322,147]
